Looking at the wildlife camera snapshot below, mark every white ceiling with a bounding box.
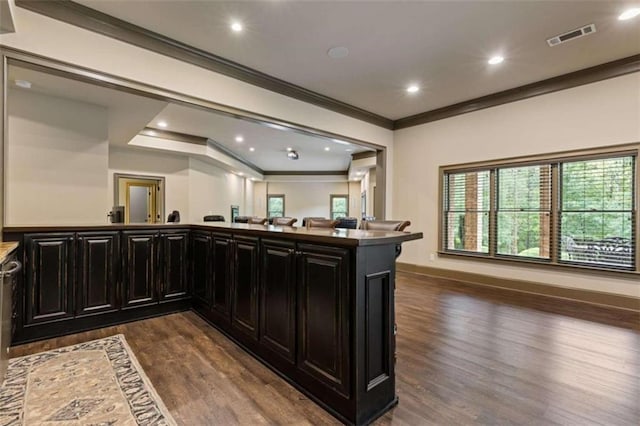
[75,0,640,120]
[7,64,371,173]
[151,104,371,172]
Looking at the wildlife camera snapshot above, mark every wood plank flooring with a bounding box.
[10,271,640,425]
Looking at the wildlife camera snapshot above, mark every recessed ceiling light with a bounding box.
[237,172,244,176]
[249,147,255,152]
[324,147,330,151]
[286,147,293,152]
[406,84,420,94]
[231,21,243,32]
[327,46,349,59]
[14,79,32,89]
[345,148,354,152]
[488,55,504,65]
[235,135,244,143]
[619,7,640,20]
[157,121,168,128]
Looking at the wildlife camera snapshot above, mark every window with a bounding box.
[331,195,349,220]
[441,148,637,273]
[267,194,285,218]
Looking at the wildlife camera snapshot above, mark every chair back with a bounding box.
[306,218,339,229]
[248,217,268,225]
[361,220,411,232]
[203,215,225,222]
[272,217,298,226]
[335,217,358,229]
[167,210,180,223]
[234,216,250,223]
[301,217,325,227]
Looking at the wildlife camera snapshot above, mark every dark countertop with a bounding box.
[3,222,423,247]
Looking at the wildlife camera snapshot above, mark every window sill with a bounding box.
[437,250,639,278]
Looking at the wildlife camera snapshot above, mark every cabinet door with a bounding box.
[260,239,296,363]
[122,231,157,308]
[297,244,351,398]
[159,231,189,302]
[76,232,119,316]
[211,233,232,321]
[191,231,212,306]
[232,236,259,340]
[24,234,75,324]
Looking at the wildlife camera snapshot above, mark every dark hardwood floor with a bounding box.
[11,271,640,425]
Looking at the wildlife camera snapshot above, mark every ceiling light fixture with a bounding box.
[324,147,330,151]
[237,172,244,176]
[14,79,32,89]
[249,147,255,152]
[231,21,243,32]
[235,135,244,143]
[327,46,349,59]
[618,7,640,20]
[286,147,293,152]
[157,121,168,128]
[488,55,504,65]
[287,150,299,160]
[406,84,420,94]
[345,148,354,152]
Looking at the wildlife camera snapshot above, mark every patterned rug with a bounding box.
[0,334,176,425]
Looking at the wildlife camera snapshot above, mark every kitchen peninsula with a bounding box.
[3,223,422,425]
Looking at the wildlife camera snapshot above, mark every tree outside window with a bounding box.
[331,195,349,220]
[267,194,285,218]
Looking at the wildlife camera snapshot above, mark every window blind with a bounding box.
[443,170,490,253]
[559,155,635,269]
[496,165,552,259]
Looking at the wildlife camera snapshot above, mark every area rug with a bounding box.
[0,334,176,425]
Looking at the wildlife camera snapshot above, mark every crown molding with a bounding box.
[394,54,640,130]
[141,127,207,145]
[15,0,394,130]
[13,1,640,132]
[264,171,348,176]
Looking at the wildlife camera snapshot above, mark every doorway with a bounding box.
[114,174,165,224]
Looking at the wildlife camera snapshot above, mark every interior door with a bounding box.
[126,183,157,224]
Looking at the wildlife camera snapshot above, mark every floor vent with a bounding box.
[547,24,596,47]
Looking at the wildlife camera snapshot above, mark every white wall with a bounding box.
[108,146,190,221]
[188,157,245,222]
[0,5,395,216]
[251,181,349,221]
[394,73,640,297]
[6,89,109,225]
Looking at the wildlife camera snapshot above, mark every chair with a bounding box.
[248,217,268,225]
[203,215,225,222]
[335,217,358,229]
[301,217,326,227]
[234,216,250,223]
[360,220,411,232]
[306,218,339,229]
[167,210,180,223]
[272,217,298,226]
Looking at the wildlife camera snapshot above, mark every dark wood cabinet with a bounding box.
[211,233,232,322]
[7,223,421,425]
[191,231,212,306]
[260,239,296,363]
[122,231,157,309]
[24,234,75,325]
[159,231,189,302]
[297,244,350,398]
[232,236,259,340]
[76,232,119,316]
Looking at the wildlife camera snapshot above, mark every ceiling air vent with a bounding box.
[547,24,596,47]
